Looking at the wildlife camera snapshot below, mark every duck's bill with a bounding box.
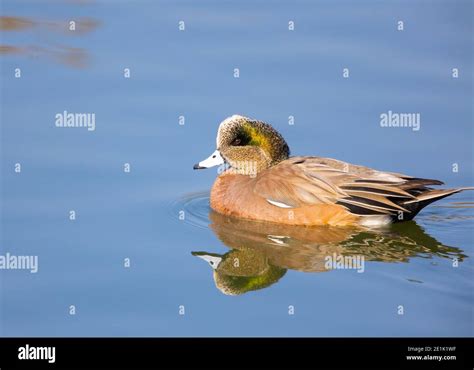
[192,251,223,270]
[193,149,224,169]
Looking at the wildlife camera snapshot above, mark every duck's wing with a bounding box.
[253,156,446,216]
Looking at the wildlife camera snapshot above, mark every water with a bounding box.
[1,0,472,337]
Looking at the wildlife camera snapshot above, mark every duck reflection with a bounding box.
[193,211,466,295]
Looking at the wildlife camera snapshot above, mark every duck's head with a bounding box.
[193,115,290,175]
[192,250,287,296]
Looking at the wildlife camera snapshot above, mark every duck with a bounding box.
[193,114,472,227]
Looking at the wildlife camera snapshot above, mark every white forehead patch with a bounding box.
[216,114,248,147]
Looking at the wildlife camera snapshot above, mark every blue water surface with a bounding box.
[1,0,473,336]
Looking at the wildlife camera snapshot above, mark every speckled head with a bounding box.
[194,115,290,174]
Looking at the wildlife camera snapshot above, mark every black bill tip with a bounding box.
[193,163,205,170]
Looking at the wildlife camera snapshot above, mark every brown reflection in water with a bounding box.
[0,45,88,69]
[193,211,466,295]
[0,16,99,34]
[0,45,23,54]
[43,18,100,35]
[0,13,100,68]
[0,16,36,31]
[52,46,89,68]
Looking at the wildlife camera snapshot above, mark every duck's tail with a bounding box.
[397,186,474,221]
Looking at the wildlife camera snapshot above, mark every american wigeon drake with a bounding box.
[194,115,472,227]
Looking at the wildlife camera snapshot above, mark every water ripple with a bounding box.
[169,191,211,229]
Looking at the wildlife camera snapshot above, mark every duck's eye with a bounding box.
[231,138,242,146]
